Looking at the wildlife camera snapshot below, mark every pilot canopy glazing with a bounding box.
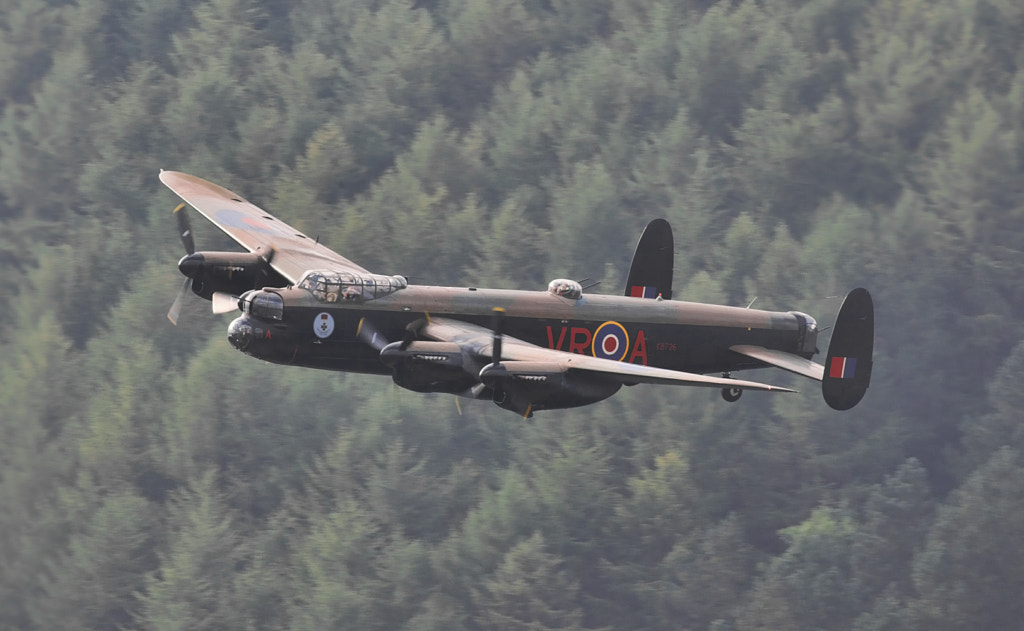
[299,270,408,302]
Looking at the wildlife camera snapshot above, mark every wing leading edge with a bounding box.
[423,318,795,394]
[159,170,368,283]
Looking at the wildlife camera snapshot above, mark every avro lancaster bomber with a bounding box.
[163,171,873,416]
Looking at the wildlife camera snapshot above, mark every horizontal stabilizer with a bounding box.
[731,345,825,381]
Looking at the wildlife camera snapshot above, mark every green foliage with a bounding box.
[851,459,934,601]
[737,507,861,631]
[616,450,700,564]
[960,340,1024,471]
[474,533,586,631]
[547,161,629,281]
[0,46,97,221]
[0,0,65,110]
[908,448,1024,630]
[34,490,158,631]
[137,471,243,631]
[470,193,551,289]
[0,258,79,629]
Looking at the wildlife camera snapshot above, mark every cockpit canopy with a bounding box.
[298,270,408,303]
[548,278,582,300]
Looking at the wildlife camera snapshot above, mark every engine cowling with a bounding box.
[479,361,622,415]
[178,252,284,300]
[380,341,479,394]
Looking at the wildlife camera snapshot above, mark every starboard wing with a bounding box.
[423,317,795,393]
[159,171,369,283]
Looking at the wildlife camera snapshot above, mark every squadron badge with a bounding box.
[314,312,335,339]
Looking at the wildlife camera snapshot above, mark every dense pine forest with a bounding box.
[3,0,1024,629]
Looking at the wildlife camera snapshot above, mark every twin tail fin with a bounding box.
[624,218,674,300]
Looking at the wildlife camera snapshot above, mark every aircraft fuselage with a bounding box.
[227,284,817,379]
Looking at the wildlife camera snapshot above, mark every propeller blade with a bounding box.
[491,307,505,366]
[255,245,276,286]
[357,317,390,351]
[212,292,240,315]
[401,313,430,350]
[167,277,191,325]
[489,308,508,405]
[168,203,196,324]
[359,314,431,354]
[174,203,195,255]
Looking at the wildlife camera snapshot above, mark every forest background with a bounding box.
[3,0,1024,629]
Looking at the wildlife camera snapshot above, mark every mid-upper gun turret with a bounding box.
[548,279,583,300]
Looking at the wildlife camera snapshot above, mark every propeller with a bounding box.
[167,203,195,325]
[491,307,505,365]
[357,315,430,354]
[212,291,241,315]
[254,244,277,289]
[357,317,390,351]
[175,203,195,255]
[167,277,190,325]
[489,307,508,407]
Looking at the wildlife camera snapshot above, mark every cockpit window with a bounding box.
[298,270,408,303]
[548,278,582,300]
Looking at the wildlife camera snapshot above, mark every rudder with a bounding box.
[822,288,874,410]
[624,218,674,300]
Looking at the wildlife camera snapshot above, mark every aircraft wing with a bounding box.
[159,171,369,283]
[423,318,795,393]
[730,345,825,381]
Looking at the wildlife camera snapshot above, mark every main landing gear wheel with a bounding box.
[720,373,742,402]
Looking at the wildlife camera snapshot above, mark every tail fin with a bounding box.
[624,219,674,300]
[822,288,874,410]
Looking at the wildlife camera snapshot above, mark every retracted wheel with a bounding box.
[720,373,742,402]
[721,387,742,402]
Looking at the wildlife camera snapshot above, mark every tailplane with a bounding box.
[624,218,674,300]
[822,288,874,410]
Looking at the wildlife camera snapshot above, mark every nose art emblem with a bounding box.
[314,312,335,339]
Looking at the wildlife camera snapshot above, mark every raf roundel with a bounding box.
[592,321,629,361]
[215,207,290,236]
[314,312,335,339]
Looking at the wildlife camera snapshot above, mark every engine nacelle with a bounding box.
[380,341,479,394]
[178,252,284,300]
[479,361,622,415]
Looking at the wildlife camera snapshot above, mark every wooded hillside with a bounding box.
[3,0,1024,629]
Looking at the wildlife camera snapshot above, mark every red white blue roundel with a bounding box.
[592,321,629,361]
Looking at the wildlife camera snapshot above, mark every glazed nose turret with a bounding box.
[227,316,256,351]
